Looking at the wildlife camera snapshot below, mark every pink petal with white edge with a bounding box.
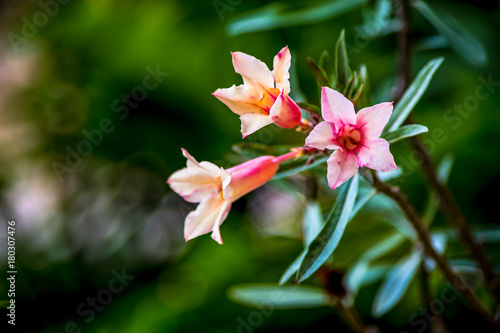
[269,90,301,129]
[356,102,393,138]
[167,149,222,203]
[321,87,356,128]
[184,194,232,244]
[357,138,398,172]
[232,52,274,98]
[272,46,291,95]
[240,113,273,138]
[305,121,341,150]
[213,85,266,116]
[327,149,359,191]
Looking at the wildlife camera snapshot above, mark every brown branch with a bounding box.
[370,170,499,327]
[409,138,500,303]
[334,300,379,333]
[393,0,500,304]
[394,0,411,102]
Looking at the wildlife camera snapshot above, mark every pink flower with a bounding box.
[213,46,302,138]
[167,149,298,244]
[305,87,397,191]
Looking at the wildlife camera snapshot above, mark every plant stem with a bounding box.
[410,138,500,304]
[334,299,379,333]
[370,170,499,327]
[419,258,451,333]
[395,0,411,100]
[393,0,500,305]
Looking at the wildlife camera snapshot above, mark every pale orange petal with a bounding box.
[184,194,232,244]
[272,46,291,95]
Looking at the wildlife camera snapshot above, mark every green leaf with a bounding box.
[382,124,429,144]
[372,251,421,317]
[228,284,330,309]
[360,232,406,262]
[351,189,377,218]
[346,232,406,295]
[351,64,371,108]
[384,57,444,133]
[378,168,402,182]
[334,29,353,91]
[358,0,393,39]
[279,250,307,285]
[297,174,359,283]
[303,201,324,246]
[273,156,328,180]
[280,181,372,286]
[423,153,454,225]
[297,101,321,116]
[307,56,332,89]
[226,0,367,36]
[319,50,335,84]
[414,35,449,52]
[412,0,487,66]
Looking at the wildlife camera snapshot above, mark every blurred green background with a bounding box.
[0,0,499,332]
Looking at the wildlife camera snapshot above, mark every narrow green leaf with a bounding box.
[358,0,393,39]
[372,251,421,317]
[414,35,449,52]
[319,50,335,84]
[378,168,402,182]
[335,29,353,91]
[423,153,454,225]
[351,189,377,218]
[424,232,448,271]
[303,201,324,246]
[297,174,359,283]
[307,56,332,88]
[355,64,371,108]
[273,156,328,180]
[360,232,406,262]
[382,124,429,144]
[412,0,487,66]
[228,284,330,309]
[384,57,444,133]
[279,250,307,285]
[297,101,321,116]
[226,0,368,36]
[280,179,372,285]
[346,232,406,295]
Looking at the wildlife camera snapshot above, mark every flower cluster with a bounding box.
[168,47,397,244]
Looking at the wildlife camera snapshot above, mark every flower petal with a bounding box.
[272,46,291,95]
[167,149,222,203]
[184,194,232,244]
[305,121,341,150]
[232,51,274,97]
[240,113,273,138]
[327,149,359,191]
[357,138,398,172]
[269,90,301,129]
[213,85,266,116]
[223,156,279,201]
[321,87,356,128]
[356,102,393,138]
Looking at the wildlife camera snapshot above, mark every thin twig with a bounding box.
[334,300,379,333]
[394,0,500,305]
[370,170,499,327]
